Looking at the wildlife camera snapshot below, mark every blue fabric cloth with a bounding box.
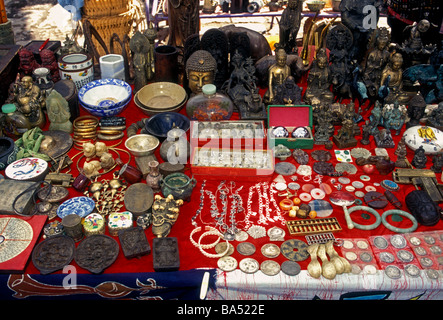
[57,0,84,21]
[0,269,217,300]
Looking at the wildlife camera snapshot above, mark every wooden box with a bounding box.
[0,44,21,106]
[267,105,314,149]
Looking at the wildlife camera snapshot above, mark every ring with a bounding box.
[279,198,294,211]
[381,209,418,233]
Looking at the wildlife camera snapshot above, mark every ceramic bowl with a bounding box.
[125,134,160,157]
[78,78,132,116]
[306,0,325,11]
[0,137,17,171]
[144,112,190,140]
[135,82,187,115]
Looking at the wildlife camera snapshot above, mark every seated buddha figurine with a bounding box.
[379,53,410,104]
[7,75,46,128]
[185,50,217,96]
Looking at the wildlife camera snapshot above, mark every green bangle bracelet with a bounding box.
[347,205,382,230]
[381,209,418,234]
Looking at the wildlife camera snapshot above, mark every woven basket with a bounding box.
[83,0,130,18]
[82,11,134,57]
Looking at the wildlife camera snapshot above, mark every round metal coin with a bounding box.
[390,234,407,249]
[237,242,256,256]
[404,264,421,278]
[217,256,238,272]
[420,257,434,268]
[373,236,389,249]
[426,269,440,280]
[281,260,301,276]
[430,245,442,255]
[260,260,281,276]
[239,258,260,274]
[356,240,369,250]
[414,246,428,256]
[345,251,358,261]
[379,251,395,264]
[215,242,235,256]
[363,264,378,275]
[397,250,414,263]
[267,226,285,241]
[408,236,421,246]
[234,230,249,242]
[261,243,281,258]
[424,235,436,245]
[385,265,402,279]
[360,252,373,263]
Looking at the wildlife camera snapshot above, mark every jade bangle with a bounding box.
[347,205,382,230]
[381,209,418,233]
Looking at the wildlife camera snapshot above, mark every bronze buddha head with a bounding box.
[185,50,217,95]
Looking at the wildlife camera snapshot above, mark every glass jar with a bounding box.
[186,84,233,121]
[1,104,31,138]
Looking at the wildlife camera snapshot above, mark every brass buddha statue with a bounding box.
[264,47,291,104]
[185,50,217,96]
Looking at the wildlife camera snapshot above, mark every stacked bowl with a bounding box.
[134,82,188,116]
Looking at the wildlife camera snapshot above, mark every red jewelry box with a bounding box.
[267,105,314,149]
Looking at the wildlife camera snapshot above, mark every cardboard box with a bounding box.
[190,147,274,180]
[267,104,314,149]
[190,120,267,149]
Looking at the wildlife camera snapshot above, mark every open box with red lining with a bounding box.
[267,104,314,149]
[190,146,274,181]
[189,120,267,149]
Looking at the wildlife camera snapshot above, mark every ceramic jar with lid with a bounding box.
[186,84,233,121]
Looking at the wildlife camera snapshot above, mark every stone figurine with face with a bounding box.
[185,50,217,96]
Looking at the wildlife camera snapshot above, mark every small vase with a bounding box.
[146,160,162,192]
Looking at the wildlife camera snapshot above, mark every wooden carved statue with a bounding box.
[167,0,200,48]
[130,31,151,93]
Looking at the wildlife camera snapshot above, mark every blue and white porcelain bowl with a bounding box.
[78,78,132,117]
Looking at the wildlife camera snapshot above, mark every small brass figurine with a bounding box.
[304,48,334,105]
[7,75,46,129]
[130,31,151,93]
[362,27,391,103]
[185,49,217,96]
[379,53,410,104]
[333,118,358,149]
[151,194,184,238]
[263,47,291,104]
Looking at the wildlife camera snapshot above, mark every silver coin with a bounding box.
[390,234,407,249]
[235,230,249,242]
[404,264,421,278]
[420,257,434,267]
[261,243,281,258]
[430,245,442,255]
[424,235,436,245]
[385,265,402,279]
[397,250,414,263]
[345,251,358,261]
[414,246,428,256]
[342,240,354,249]
[239,258,260,274]
[237,242,256,256]
[379,251,395,263]
[281,260,301,276]
[360,252,373,263]
[356,240,369,250]
[408,236,421,246]
[260,260,281,276]
[267,226,286,241]
[351,264,362,274]
[363,264,378,275]
[426,269,440,280]
[217,256,238,272]
[215,242,235,256]
[373,236,389,249]
[438,256,443,265]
